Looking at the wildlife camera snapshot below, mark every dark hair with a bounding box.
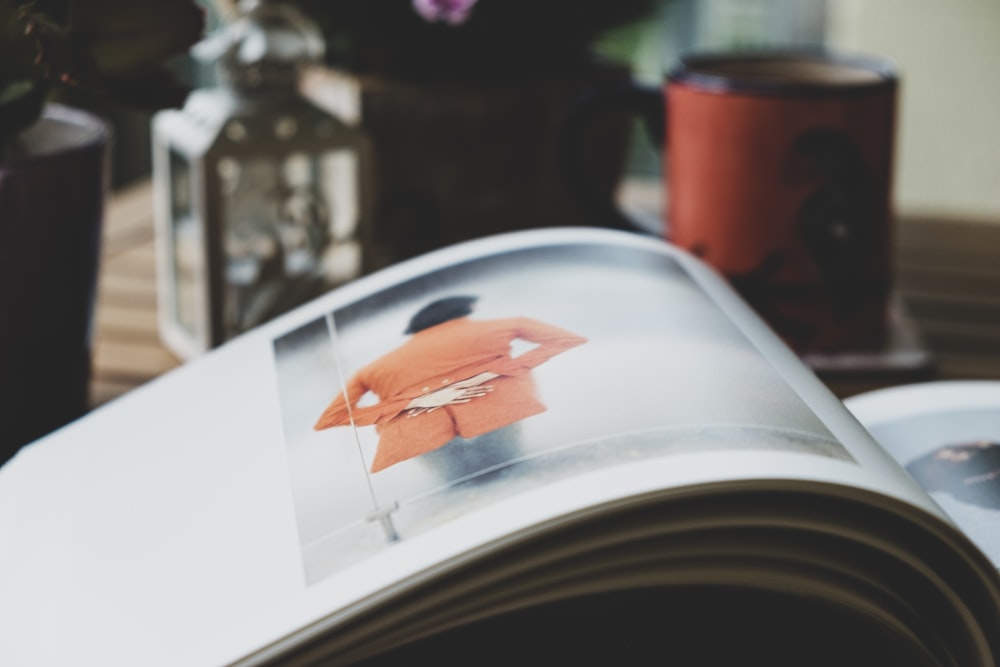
[405,296,478,334]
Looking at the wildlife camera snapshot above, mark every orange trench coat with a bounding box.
[314,316,587,472]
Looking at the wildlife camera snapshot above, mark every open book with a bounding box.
[1,228,999,666]
[846,381,1000,566]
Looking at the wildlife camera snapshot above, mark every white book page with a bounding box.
[0,334,304,666]
[0,229,951,666]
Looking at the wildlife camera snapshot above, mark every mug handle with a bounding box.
[558,81,666,234]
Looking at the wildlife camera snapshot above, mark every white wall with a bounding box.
[827,0,1000,221]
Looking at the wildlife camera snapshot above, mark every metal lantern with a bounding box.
[153,0,370,359]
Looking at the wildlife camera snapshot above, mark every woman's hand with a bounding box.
[405,372,499,416]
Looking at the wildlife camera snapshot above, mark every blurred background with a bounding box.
[10,0,995,450]
[75,0,1000,226]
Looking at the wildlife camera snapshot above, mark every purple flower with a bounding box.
[411,0,478,26]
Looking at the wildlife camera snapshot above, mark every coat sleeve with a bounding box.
[314,374,368,430]
[314,369,415,430]
[491,317,587,376]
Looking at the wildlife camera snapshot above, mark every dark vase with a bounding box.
[308,57,636,272]
[0,104,111,463]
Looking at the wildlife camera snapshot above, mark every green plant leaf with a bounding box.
[70,0,205,77]
[99,65,192,110]
[0,79,48,156]
[0,1,50,150]
[0,78,34,105]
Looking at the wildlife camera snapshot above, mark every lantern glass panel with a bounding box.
[168,150,202,337]
[218,148,361,338]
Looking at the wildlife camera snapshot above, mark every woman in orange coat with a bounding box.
[314,296,587,472]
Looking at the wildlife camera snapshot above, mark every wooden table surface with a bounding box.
[90,180,1000,408]
[91,181,182,407]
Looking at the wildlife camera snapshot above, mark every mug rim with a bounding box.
[667,49,898,96]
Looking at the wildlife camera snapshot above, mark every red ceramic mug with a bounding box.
[567,50,899,355]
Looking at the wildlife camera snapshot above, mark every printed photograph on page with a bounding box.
[849,386,1000,568]
[272,242,852,584]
